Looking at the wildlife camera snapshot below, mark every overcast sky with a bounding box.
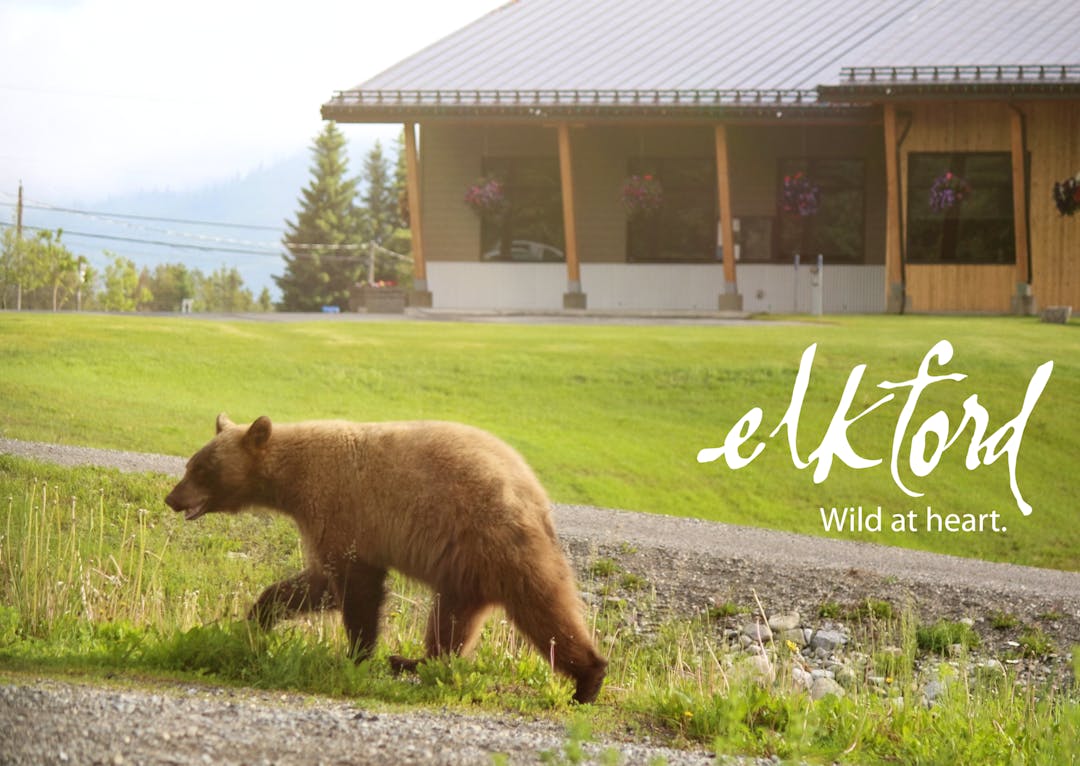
[0,0,506,206]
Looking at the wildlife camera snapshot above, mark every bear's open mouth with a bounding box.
[183,502,209,521]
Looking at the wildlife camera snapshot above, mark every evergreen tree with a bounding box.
[359,140,398,284]
[361,141,395,243]
[275,122,364,311]
[359,136,413,285]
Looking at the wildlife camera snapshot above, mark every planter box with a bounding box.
[1041,305,1073,324]
[359,286,407,314]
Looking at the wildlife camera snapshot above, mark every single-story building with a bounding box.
[322,0,1080,314]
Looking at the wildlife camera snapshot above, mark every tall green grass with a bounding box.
[1,313,1076,569]
[1,458,1076,763]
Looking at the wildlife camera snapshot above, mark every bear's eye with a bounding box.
[189,450,221,486]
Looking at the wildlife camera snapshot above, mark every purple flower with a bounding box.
[621,173,663,217]
[781,172,820,217]
[929,172,972,213]
[464,175,509,217]
[1053,174,1080,217]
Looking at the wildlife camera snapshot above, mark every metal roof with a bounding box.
[354,0,928,91]
[324,0,1080,121]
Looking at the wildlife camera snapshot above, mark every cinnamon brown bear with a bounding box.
[165,414,606,703]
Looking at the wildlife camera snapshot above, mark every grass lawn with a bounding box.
[0,455,1076,763]
[1,312,1077,763]
[0,312,1077,570]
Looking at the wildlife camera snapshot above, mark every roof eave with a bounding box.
[819,81,1080,102]
[320,88,875,124]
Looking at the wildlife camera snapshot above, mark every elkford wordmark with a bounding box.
[697,340,1053,517]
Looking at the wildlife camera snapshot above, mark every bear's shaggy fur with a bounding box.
[165,414,607,703]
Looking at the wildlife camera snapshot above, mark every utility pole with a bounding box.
[15,181,23,311]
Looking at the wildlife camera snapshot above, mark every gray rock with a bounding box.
[923,679,947,706]
[834,665,858,689]
[810,629,846,652]
[767,612,800,632]
[810,677,845,700]
[779,628,807,647]
[790,665,813,692]
[738,654,776,685]
[741,621,773,643]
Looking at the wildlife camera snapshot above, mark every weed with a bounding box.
[1018,627,1055,659]
[589,558,621,578]
[990,611,1019,630]
[619,572,648,591]
[849,598,893,621]
[706,602,742,621]
[818,601,842,619]
[916,619,980,655]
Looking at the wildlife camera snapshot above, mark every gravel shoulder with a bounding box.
[1,437,1078,765]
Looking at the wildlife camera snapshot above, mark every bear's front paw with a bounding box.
[388,654,423,675]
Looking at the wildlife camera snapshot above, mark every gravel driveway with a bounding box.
[1,437,1077,765]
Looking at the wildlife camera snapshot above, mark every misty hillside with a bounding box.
[17,132,390,303]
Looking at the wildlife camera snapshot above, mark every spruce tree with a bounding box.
[359,139,407,284]
[276,122,363,311]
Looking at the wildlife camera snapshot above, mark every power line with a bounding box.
[0,222,281,256]
[0,200,282,231]
[1,192,410,262]
[0,222,392,262]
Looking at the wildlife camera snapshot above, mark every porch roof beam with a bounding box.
[321,88,873,124]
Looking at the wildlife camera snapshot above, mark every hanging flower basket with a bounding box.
[464,175,509,218]
[1053,173,1080,217]
[780,172,821,217]
[929,171,972,214]
[621,173,664,218]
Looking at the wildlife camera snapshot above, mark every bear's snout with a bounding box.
[165,480,210,521]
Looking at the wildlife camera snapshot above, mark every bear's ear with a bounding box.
[216,413,235,434]
[243,415,272,451]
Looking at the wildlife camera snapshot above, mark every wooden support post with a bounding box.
[882,104,905,313]
[403,122,431,307]
[713,124,741,310]
[1009,107,1033,315]
[557,122,585,308]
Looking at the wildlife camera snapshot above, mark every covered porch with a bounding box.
[324,89,886,313]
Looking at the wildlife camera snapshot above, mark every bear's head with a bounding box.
[165,413,272,521]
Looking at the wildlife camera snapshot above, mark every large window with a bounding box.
[480,157,564,262]
[775,158,865,262]
[906,153,1015,264]
[626,158,717,262]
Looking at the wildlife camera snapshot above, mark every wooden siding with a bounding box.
[419,123,488,263]
[1025,101,1080,310]
[900,103,1012,312]
[905,264,1014,313]
[898,101,1080,312]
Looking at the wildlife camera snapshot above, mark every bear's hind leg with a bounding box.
[335,562,388,661]
[248,569,333,629]
[389,594,492,674]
